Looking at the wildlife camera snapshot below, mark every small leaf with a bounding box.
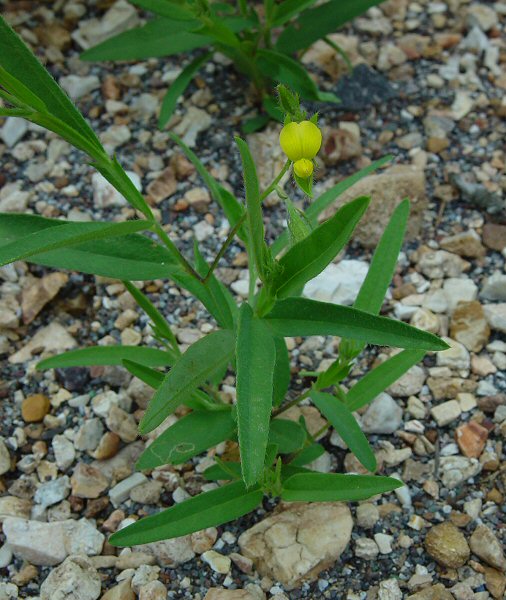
[137,409,236,468]
[236,303,276,486]
[269,419,306,454]
[346,348,427,412]
[139,329,235,434]
[159,52,212,128]
[38,346,174,369]
[272,196,369,298]
[122,360,165,388]
[281,472,404,502]
[110,481,263,546]
[290,443,325,467]
[265,298,450,351]
[312,391,376,472]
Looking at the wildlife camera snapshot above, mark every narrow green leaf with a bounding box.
[139,329,235,434]
[37,346,173,370]
[235,137,267,282]
[272,0,318,26]
[346,348,426,411]
[354,199,410,315]
[0,218,150,267]
[137,409,236,469]
[257,49,339,103]
[265,298,450,351]
[312,391,376,472]
[281,472,404,502]
[272,196,369,298]
[269,419,306,454]
[271,156,392,257]
[123,281,178,349]
[81,18,210,61]
[122,359,165,388]
[273,337,290,407]
[110,481,263,546]
[0,15,103,155]
[129,0,196,19]
[236,303,276,486]
[290,443,325,467]
[159,52,212,128]
[204,461,242,481]
[276,0,386,54]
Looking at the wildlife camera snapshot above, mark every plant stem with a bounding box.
[203,213,247,283]
[322,36,353,73]
[260,159,291,202]
[153,222,203,282]
[272,388,312,418]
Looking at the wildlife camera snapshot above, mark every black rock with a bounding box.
[55,366,90,393]
[334,64,397,111]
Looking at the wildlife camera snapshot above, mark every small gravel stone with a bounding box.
[424,522,470,568]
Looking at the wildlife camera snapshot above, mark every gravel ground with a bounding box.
[0,1,505,599]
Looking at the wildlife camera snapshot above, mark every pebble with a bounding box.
[469,525,506,571]
[0,439,11,475]
[101,580,135,600]
[71,462,109,498]
[202,550,231,574]
[481,273,506,301]
[40,555,101,600]
[59,74,100,100]
[430,400,461,426]
[450,301,490,352]
[436,338,470,371]
[304,260,369,306]
[356,503,380,529]
[439,456,481,488]
[378,579,402,600]
[425,522,470,568]
[483,303,506,333]
[138,580,168,600]
[361,393,402,434]
[1,117,28,148]
[374,533,393,554]
[455,422,488,458]
[21,394,50,422]
[442,278,478,314]
[92,171,141,208]
[109,472,148,507]
[34,475,71,507]
[355,538,379,560]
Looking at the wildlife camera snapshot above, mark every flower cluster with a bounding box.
[279,120,322,179]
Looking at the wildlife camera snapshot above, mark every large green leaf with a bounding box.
[272,0,318,26]
[139,329,235,434]
[265,298,449,351]
[110,481,263,546]
[137,409,236,468]
[256,49,338,103]
[272,337,291,407]
[311,391,376,472]
[236,303,276,486]
[0,14,103,155]
[38,345,173,369]
[271,196,369,298]
[0,215,150,268]
[290,443,325,466]
[271,156,392,257]
[235,138,268,282]
[354,199,410,315]
[269,419,306,454]
[276,0,386,53]
[281,472,403,502]
[129,0,196,20]
[159,52,212,128]
[0,214,177,280]
[81,17,210,61]
[346,348,426,411]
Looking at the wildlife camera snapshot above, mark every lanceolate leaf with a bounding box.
[0,14,103,154]
[272,337,291,407]
[265,298,449,351]
[81,18,210,61]
[271,156,392,257]
[0,217,151,267]
[354,199,410,315]
[269,419,306,454]
[346,348,427,411]
[129,0,196,20]
[276,0,386,54]
[311,391,376,472]
[139,329,235,434]
[159,52,212,128]
[290,443,325,467]
[272,0,318,26]
[137,409,236,469]
[271,196,369,298]
[37,346,174,370]
[122,360,165,388]
[236,303,276,486]
[110,481,263,546]
[281,472,403,502]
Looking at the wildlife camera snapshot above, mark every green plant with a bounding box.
[0,15,448,546]
[80,0,385,131]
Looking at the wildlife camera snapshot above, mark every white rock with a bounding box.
[0,543,13,569]
[361,393,402,434]
[194,221,214,242]
[74,0,140,48]
[34,476,71,507]
[378,578,402,600]
[483,303,506,333]
[91,170,141,208]
[388,364,425,397]
[0,582,18,599]
[481,273,506,301]
[1,117,28,148]
[374,533,393,554]
[138,580,167,600]
[202,550,231,574]
[9,322,76,364]
[430,400,462,426]
[355,538,379,560]
[75,418,104,452]
[443,278,478,313]
[436,337,470,371]
[451,90,473,120]
[60,75,100,100]
[0,183,31,213]
[304,260,369,306]
[4,518,104,566]
[40,555,101,600]
[422,289,448,313]
[52,435,76,471]
[101,124,132,152]
[109,472,148,507]
[143,536,195,566]
[439,456,481,489]
[173,106,212,147]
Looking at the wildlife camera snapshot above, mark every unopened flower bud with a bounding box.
[293,158,314,178]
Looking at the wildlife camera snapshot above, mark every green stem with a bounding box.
[272,388,312,418]
[203,213,247,283]
[153,222,203,282]
[260,159,291,202]
[322,36,353,73]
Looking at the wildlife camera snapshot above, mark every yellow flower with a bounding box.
[293,158,314,178]
[279,120,322,163]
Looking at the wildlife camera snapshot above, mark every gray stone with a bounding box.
[1,117,28,148]
[34,476,71,507]
[304,260,369,306]
[40,555,101,600]
[438,456,481,489]
[481,273,506,301]
[59,75,100,100]
[361,393,402,434]
[483,303,506,333]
